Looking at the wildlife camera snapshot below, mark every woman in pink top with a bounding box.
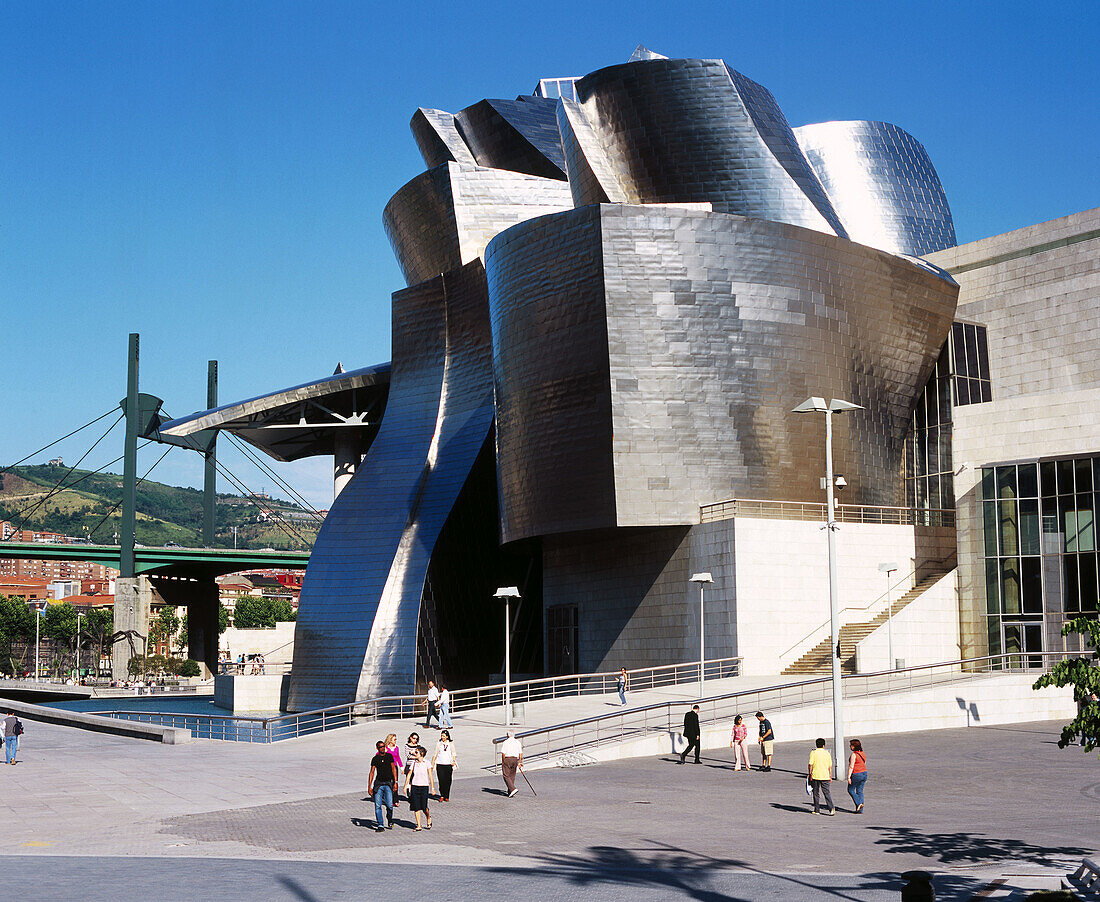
[730,714,751,771]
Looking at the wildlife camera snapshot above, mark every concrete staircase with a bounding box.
[782,565,956,676]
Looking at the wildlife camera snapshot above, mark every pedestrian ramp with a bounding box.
[492,655,1077,771]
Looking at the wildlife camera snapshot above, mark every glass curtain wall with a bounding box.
[980,456,1098,663]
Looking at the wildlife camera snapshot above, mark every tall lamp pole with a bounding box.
[34,603,44,682]
[689,573,713,698]
[878,562,898,671]
[494,587,521,726]
[794,396,863,766]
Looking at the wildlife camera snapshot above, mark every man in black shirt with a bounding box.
[756,710,774,771]
[367,740,398,832]
[679,704,701,764]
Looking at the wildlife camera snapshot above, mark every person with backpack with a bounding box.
[2,711,21,764]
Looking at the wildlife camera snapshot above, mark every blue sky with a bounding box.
[2,1,1097,512]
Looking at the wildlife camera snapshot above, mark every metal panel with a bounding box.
[570,57,845,236]
[383,162,573,287]
[487,205,958,544]
[795,120,957,256]
[410,108,477,169]
[454,97,568,180]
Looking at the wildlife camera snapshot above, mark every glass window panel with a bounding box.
[1094,457,1100,488]
[1080,554,1098,613]
[1019,499,1040,555]
[985,559,1000,614]
[997,466,1017,499]
[937,340,950,372]
[1021,557,1043,614]
[955,378,971,406]
[1017,463,1038,498]
[916,477,928,510]
[976,326,991,380]
[1077,459,1093,493]
[1058,459,1075,494]
[1062,497,1079,553]
[1040,461,1057,497]
[999,499,1018,555]
[938,423,952,471]
[927,429,940,476]
[1077,496,1095,552]
[941,472,954,509]
[987,617,1002,656]
[938,378,952,424]
[928,476,941,511]
[964,324,981,377]
[979,380,992,403]
[951,322,966,374]
[1001,558,1021,614]
[1004,623,1021,653]
[983,502,998,557]
[927,381,940,427]
[982,468,995,500]
[914,394,926,433]
[1063,556,1080,613]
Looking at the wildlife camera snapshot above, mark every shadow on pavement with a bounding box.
[869,826,1092,866]
[275,875,322,901]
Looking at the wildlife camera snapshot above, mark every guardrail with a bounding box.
[700,498,956,528]
[217,662,291,676]
[492,652,1071,765]
[100,656,743,743]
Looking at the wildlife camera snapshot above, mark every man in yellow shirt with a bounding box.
[807,737,835,815]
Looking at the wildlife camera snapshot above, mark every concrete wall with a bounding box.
[730,517,956,675]
[214,674,290,714]
[220,622,295,664]
[855,570,960,672]
[927,206,1100,660]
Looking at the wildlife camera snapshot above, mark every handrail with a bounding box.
[491,652,1071,761]
[700,497,956,527]
[777,554,958,667]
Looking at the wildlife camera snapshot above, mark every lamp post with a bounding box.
[76,611,83,680]
[793,396,863,766]
[689,573,713,698]
[34,603,44,682]
[878,562,898,670]
[494,586,521,726]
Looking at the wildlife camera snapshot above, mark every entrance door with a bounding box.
[547,605,578,676]
[1003,621,1044,669]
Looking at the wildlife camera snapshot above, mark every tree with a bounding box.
[82,608,113,672]
[232,595,296,629]
[43,602,78,643]
[177,659,201,677]
[148,606,181,651]
[0,595,34,675]
[1033,616,1099,754]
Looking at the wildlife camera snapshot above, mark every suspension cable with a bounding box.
[223,432,324,522]
[0,408,119,480]
[84,442,170,541]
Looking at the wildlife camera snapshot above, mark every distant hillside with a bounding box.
[0,465,319,551]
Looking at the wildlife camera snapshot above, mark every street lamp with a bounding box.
[494,586,521,726]
[34,602,46,683]
[878,562,898,671]
[793,395,864,766]
[76,611,83,681]
[689,573,713,698]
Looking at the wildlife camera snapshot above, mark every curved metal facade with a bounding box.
[410,108,477,169]
[383,162,573,287]
[487,205,958,544]
[288,261,494,708]
[569,58,845,236]
[794,120,957,256]
[454,97,568,181]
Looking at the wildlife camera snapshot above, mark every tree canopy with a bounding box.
[1033,616,1099,755]
[232,595,296,629]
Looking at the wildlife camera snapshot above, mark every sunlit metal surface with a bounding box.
[794,120,957,256]
[410,108,477,169]
[454,97,568,180]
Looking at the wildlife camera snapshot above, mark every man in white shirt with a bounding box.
[424,680,440,729]
[500,730,523,798]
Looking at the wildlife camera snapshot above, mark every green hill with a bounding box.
[0,465,319,551]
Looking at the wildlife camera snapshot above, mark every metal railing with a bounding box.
[216,661,291,676]
[777,554,957,670]
[491,652,1072,766]
[99,656,743,743]
[700,498,956,528]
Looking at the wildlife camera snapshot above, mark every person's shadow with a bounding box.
[481,787,509,796]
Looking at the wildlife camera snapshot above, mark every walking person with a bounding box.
[403,746,435,831]
[756,711,775,771]
[438,684,453,729]
[403,732,420,773]
[424,680,440,728]
[679,704,701,764]
[432,730,457,801]
[807,737,835,815]
[500,730,523,798]
[846,738,868,813]
[2,711,19,765]
[730,714,751,771]
[617,668,627,706]
[384,733,403,770]
[368,740,398,832]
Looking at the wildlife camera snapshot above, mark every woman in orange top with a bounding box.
[730,715,751,771]
[847,738,868,813]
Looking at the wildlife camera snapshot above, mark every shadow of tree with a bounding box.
[869,826,1092,866]
[488,841,910,902]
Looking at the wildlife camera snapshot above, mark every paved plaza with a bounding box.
[0,704,1096,899]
